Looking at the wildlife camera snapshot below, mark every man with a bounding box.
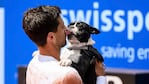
[22,5,106,84]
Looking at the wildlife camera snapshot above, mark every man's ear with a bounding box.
[47,32,55,41]
[89,27,100,34]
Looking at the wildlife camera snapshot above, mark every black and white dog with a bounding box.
[60,21,104,84]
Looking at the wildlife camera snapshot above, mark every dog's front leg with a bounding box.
[59,59,72,66]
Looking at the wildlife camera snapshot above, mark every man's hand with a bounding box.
[95,60,106,76]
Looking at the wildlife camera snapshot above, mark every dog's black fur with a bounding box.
[61,21,104,84]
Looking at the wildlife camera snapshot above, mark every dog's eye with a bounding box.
[68,25,74,29]
[69,26,74,29]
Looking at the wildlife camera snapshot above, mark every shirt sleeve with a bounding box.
[96,76,107,84]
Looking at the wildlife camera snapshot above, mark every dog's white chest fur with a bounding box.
[60,48,81,63]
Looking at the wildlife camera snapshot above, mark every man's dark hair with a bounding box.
[22,5,61,46]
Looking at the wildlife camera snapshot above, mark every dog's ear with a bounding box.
[89,27,100,34]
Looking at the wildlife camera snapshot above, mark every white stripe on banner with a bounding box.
[0,8,4,84]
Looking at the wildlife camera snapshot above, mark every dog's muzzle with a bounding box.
[65,29,71,36]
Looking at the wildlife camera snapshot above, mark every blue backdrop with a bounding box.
[5,0,149,84]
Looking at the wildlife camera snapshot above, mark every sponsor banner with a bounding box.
[61,1,149,69]
[63,1,149,69]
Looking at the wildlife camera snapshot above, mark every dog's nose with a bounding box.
[65,29,71,36]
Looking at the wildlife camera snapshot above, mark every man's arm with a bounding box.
[63,71,83,84]
[95,60,107,84]
[54,70,82,84]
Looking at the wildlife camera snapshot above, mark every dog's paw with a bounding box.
[59,59,72,66]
